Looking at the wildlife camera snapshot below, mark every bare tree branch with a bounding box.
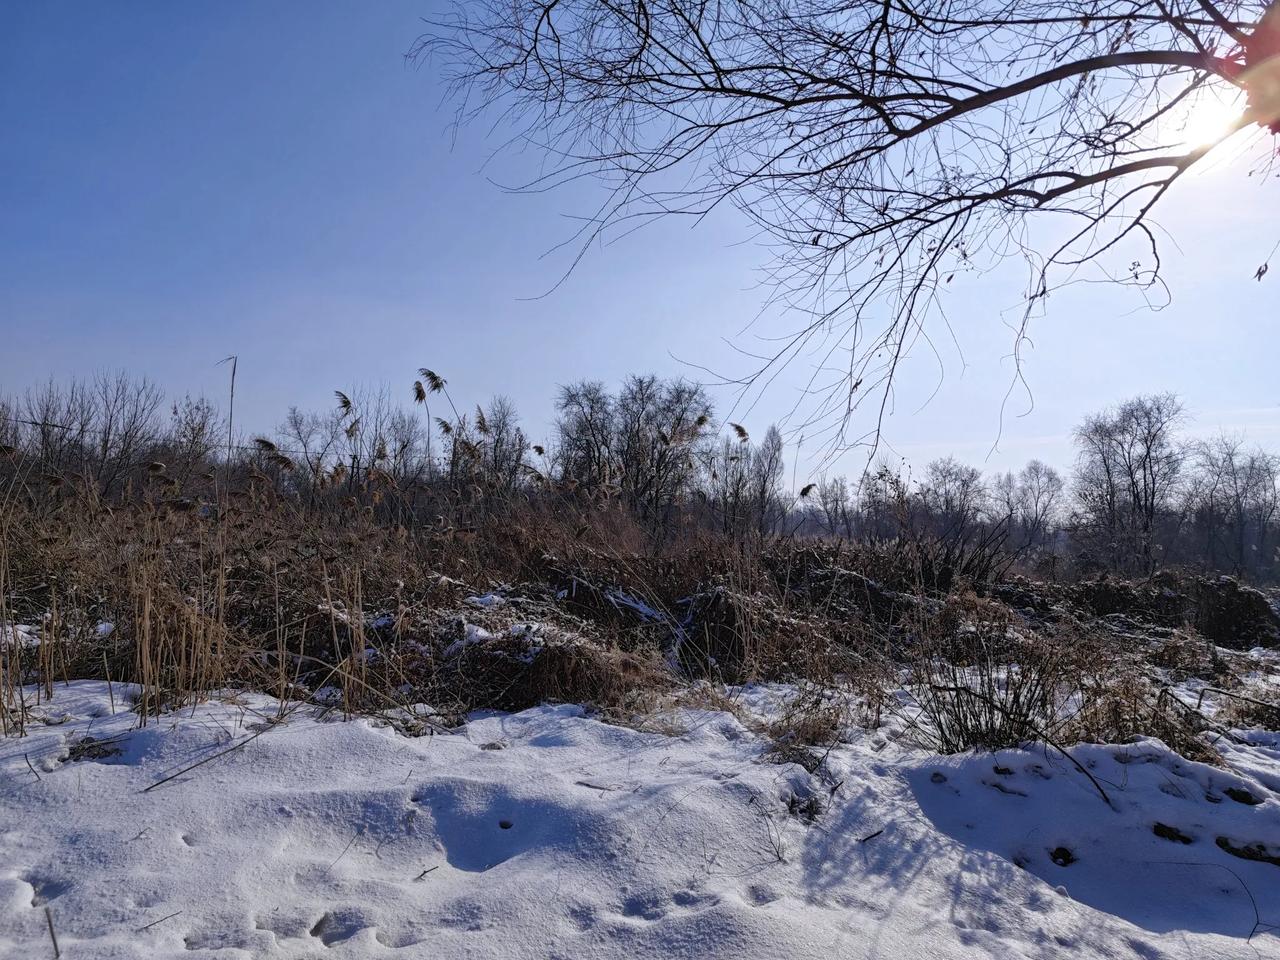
[421,1,1277,455]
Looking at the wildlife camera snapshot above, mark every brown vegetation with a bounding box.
[2,373,1277,762]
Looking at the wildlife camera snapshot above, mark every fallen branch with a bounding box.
[141,723,275,794]
[45,906,59,958]
[137,911,183,933]
[1156,684,1247,745]
[1192,684,1279,718]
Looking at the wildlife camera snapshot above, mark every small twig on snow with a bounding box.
[137,911,183,933]
[141,723,275,793]
[326,825,366,875]
[45,907,60,958]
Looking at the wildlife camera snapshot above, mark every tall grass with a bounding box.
[0,444,1264,769]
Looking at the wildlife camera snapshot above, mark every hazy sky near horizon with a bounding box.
[2,2,1276,483]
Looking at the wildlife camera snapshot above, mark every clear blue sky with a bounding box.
[2,2,1276,483]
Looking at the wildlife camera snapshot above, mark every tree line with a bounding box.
[2,374,1276,582]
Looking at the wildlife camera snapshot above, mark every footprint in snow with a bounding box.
[1049,846,1077,867]
[672,888,718,910]
[1223,786,1263,806]
[745,884,780,906]
[617,886,719,922]
[619,892,667,920]
[254,909,314,941]
[23,873,71,907]
[374,926,425,948]
[984,779,1029,797]
[309,908,371,947]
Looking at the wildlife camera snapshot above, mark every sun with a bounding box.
[1177,89,1248,149]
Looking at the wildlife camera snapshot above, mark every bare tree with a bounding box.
[1186,434,1279,576]
[994,459,1065,550]
[1073,393,1186,572]
[0,397,17,451]
[279,406,345,492]
[614,375,712,539]
[426,1,1277,445]
[815,475,857,538]
[1018,459,1066,549]
[161,396,224,490]
[476,395,529,493]
[20,374,163,497]
[703,423,785,540]
[554,380,616,489]
[919,456,988,538]
[751,425,787,536]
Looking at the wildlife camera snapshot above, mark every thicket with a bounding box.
[1,372,1275,759]
[2,374,1274,580]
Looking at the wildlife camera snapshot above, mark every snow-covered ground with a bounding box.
[3,682,1279,959]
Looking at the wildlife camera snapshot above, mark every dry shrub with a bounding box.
[678,586,758,679]
[767,686,845,747]
[1216,685,1280,731]
[678,581,866,684]
[1068,676,1222,765]
[520,642,670,716]
[1067,572,1280,651]
[774,533,1010,599]
[1,459,1267,766]
[845,653,897,729]
[2,481,444,704]
[903,595,1226,762]
[905,595,1101,753]
[2,475,693,723]
[762,683,849,772]
[1146,628,1224,680]
[438,635,671,719]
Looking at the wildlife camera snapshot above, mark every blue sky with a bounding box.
[2,2,1276,484]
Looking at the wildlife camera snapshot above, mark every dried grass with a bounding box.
[0,474,1271,771]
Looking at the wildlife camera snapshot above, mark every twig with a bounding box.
[24,753,41,781]
[573,780,617,791]
[1193,684,1278,716]
[1150,858,1272,944]
[1156,684,1247,745]
[413,865,440,881]
[137,910,183,933]
[104,652,115,714]
[141,724,273,793]
[45,906,60,958]
[326,825,365,874]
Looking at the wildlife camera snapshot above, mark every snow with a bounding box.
[3,682,1279,959]
[441,622,499,658]
[911,741,1280,938]
[2,622,40,649]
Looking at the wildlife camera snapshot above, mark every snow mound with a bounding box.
[2,682,1278,958]
[910,740,1280,937]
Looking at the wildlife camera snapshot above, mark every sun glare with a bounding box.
[1176,90,1247,149]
